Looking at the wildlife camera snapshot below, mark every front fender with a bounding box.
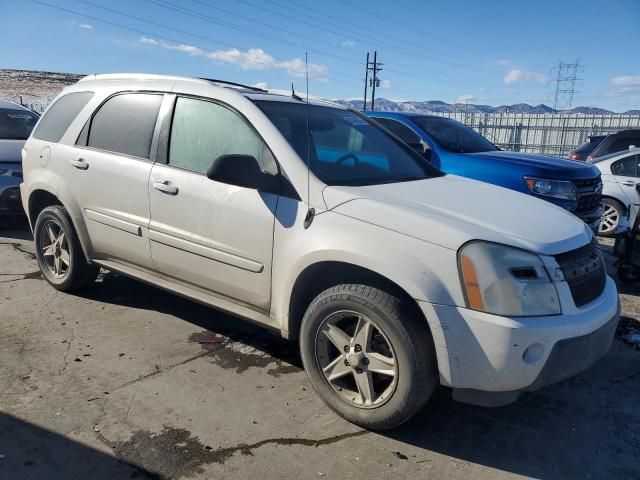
[270,202,464,334]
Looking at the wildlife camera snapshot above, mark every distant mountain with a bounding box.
[336,98,639,115]
[1,68,638,115]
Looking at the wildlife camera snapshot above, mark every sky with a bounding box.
[2,0,640,111]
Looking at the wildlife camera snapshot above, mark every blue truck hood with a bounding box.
[466,150,599,179]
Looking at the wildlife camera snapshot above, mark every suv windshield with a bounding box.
[255,101,441,186]
[0,108,39,140]
[411,116,497,153]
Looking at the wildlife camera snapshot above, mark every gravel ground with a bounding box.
[1,229,639,480]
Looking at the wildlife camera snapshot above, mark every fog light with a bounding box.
[522,343,544,364]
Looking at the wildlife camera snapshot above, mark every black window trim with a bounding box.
[611,154,639,177]
[75,90,166,163]
[157,93,300,199]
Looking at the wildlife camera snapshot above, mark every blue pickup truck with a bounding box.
[366,112,603,233]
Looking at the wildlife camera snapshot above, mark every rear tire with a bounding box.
[300,284,437,430]
[34,205,99,291]
[599,198,624,237]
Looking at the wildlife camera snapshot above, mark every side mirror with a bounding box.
[206,154,279,193]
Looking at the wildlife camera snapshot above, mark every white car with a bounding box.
[592,147,640,235]
[21,74,619,429]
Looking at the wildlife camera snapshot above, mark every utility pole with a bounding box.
[362,52,369,112]
[369,51,383,110]
[552,59,582,112]
[363,51,383,111]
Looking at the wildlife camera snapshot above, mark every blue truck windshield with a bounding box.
[411,116,497,154]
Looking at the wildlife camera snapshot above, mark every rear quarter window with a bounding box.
[32,91,94,142]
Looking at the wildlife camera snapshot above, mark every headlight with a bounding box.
[458,241,561,316]
[524,177,576,200]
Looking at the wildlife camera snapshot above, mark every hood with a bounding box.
[467,150,599,179]
[323,174,592,255]
[0,139,25,163]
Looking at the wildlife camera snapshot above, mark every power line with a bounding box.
[25,0,499,101]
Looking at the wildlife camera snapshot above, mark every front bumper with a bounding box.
[418,276,619,405]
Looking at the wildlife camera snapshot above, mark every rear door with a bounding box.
[68,92,165,269]
[147,95,277,310]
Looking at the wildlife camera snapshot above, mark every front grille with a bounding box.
[574,176,602,213]
[554,238,606,307]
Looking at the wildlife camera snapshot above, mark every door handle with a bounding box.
[70,158,89,170]
[621,181,636,186]
[153,181,179,195]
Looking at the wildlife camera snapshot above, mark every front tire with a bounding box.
[300,284,437,430]
[34,205,99,291]
[599,198,624,237]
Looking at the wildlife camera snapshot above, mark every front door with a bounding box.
[148,96,277,310]
[611,153,640,205]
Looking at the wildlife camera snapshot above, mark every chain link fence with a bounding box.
[433,112,640,157]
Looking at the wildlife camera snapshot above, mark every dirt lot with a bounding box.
[1,229,639,480]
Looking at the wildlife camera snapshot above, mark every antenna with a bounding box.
[303,51,315,229]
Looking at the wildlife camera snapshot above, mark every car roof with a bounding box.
[366,111,442,120]
[0,99,35,111]
[74,73,346,109]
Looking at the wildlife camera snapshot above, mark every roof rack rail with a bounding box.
[200,78,268,93]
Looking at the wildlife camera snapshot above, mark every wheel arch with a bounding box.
[27,188,92,262]
[286,261,432,344]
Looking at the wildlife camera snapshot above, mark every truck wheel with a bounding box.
[300,284,437,430]
[599,198,624,237]
[34,205,99,291]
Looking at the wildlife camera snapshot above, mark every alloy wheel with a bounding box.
[315,310,398,408]
[39,219,71,279]
[599,203,619,235]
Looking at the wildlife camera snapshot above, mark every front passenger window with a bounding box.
[612,156,639,177]
[169,97,263,175]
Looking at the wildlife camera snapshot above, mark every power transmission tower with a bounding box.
[362,51,383,111]
[552,60,582,112]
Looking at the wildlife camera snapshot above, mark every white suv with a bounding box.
[21,74,619,429]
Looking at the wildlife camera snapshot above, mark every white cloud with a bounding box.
[78,23,93,30]
[139,37,327,78]
[494,59,512,67]
[381,79,391,88]
[504,69,548,85]
[610,75,640,87]
[341,40,355,48]
[139,36,159,45]
[251,82,268,89]
[456,94,475,103]
[606,75,640,96]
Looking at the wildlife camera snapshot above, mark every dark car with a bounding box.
[0,99,40,225]
[568,135,607,161]
[588,129,640,162]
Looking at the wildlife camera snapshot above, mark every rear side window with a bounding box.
[33,91,94,142]
[0,108,39,140]
[87,93,163,159]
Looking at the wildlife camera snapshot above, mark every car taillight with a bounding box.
[569,153,581,160]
